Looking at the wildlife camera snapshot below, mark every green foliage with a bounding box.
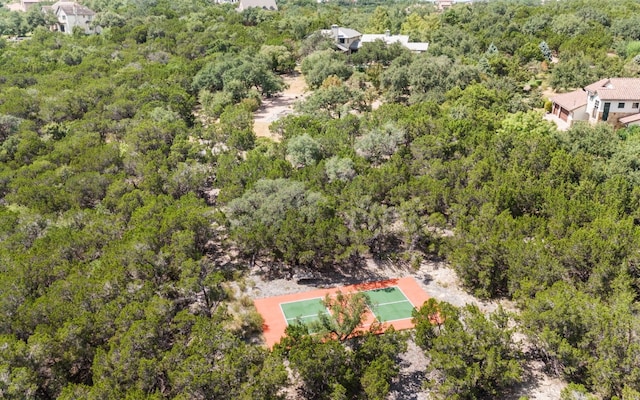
[325,156,356,182]
[192,55,284,101]
[296,77,366,119]
[355,122,405,164]
[3,1,640,398]
[301,50,353,89]
[522,279,640,398]
[259,45,296,73]
[0,114,22,143]
[414,300,522,399]
[225,178,347,266]
[560,383,598,400]
[351,40,409,66]
[286,133,322,168]
[277,319,405,400]
[313,291,371,342]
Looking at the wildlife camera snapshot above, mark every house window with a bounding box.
[592,100,599,118]
[633,102,639,109]
[618,102,625,109]
[339,38,345,44]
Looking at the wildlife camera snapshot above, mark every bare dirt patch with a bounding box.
[253,73,308,141]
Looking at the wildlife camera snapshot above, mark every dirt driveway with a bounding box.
[253,73,308,141]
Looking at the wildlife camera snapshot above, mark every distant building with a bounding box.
[321,25,429,54]
[21,0,44,11]
[237,0,277,11]
[428,0,475,12]
[550,78,640,129]
[361,30,429,53]
[4,0,44,12]
[45,2,99,35]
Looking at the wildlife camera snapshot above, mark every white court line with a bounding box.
[280,297,325,325]
[372,299,412,307]
[363,286,410,305]
[368,289,416,322]
[279,303,288,324]
[285,312,327,321]
[394,286,415,307]
[280,296,325,306]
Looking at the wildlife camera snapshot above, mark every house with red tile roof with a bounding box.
[550,90,588,126]
[584,78,640,127]
[550,78,640,129]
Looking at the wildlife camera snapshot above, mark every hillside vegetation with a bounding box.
[1,0,640,398]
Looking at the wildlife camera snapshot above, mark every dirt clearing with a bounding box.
[253,73,308,141]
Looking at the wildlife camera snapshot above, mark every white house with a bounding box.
[550,78,640,129]
[361,30,429,52]
[48,2,98,34]
[237,0,277,11]
[584,78,640,127]
[425,0,474,12]
[321,25,429,54]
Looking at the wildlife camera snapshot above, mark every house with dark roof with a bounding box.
[320,25,362,52]
[550,78,640,129]
[47,1,98,34]
[320,25,429,53]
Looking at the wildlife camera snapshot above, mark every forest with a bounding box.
[1,0,640,398]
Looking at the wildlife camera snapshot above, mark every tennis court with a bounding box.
[255,277,431,347]
[281,297,329,325]
[280,287,415,327]
[364,286,416,322]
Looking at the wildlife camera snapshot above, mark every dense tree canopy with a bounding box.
[2,0,640,398]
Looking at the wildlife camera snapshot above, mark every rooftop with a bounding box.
[551,90,587,111]
[52,1,95,15]
[238,0,277,10]
[584,78,640,101]
[619,113,640,125]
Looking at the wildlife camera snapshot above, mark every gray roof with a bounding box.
[405,42,429,52]
[337,27,361,39]
[360,34,409,46]
[52,1,95,16]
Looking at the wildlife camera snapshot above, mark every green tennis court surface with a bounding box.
[364,287,415,322]
[280,287,415,327]
[281,298,328,325]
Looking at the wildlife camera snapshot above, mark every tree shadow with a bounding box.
[388,370,425,400]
